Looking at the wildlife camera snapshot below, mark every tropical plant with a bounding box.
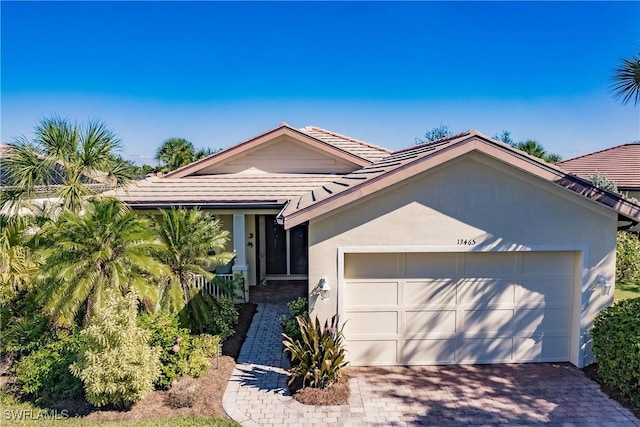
[282,314,348,389]
[0,214,38,304]
[70,291,162,408]
[137,312,214,390]
[591,297,640,407]
[611,53,640,106]
[154,207,233,332]
[155,138,213,173]
[512,140,562,163]
[1,116,133,213]
[37,198,170,326]
[415,124,453,144]
[13,328,84,402]
[279,297,308,343]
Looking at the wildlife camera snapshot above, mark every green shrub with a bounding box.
[282,314,347,389]
[279,297,308,343]
[617,231,640,283]
[191,334,222,358]
[138,312,213,390]
[13,329,83,402]
[207,297,239,340]
[592,297,640,407]
[70,292,161,408]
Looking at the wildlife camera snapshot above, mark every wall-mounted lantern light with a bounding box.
[317,278,331,301]
[597,275,612,296]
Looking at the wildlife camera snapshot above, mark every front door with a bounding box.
[258,215,308,279]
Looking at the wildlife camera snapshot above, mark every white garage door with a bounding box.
[343,251,576,365]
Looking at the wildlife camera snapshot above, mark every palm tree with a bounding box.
[154,207,233,331]
[155,138,197,172]
[0,214,39,300]
[2,117,133,214]
[37,198,170,326]
[513,140,562,164]
[611,53,640,106]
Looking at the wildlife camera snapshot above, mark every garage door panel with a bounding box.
[463,308,514,334]
[346,281,399,306]
[403,339,457,364]
[516,336,569,361]
[523,252,574,278]
[519,279,573,305]
[405,253,458,277]
[346,340,397,365]
[463,253,517,277]
[344,311,398,335]
[405,310,456,335]
[458,337,514,363]
[344,253,399,278]
[458,279,516,305]
[515,308,571,335]
[404,279,457,306]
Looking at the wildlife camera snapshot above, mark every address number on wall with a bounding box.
[457,239,477,245]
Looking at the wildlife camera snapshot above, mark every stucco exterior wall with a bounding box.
[307,153,618,367]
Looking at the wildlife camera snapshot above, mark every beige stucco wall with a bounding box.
[307,152,618,367]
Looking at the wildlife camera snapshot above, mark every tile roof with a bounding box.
[280,131,640,228]
[109,173,341,207]
[557,143,640,189]
[298,126,392,163]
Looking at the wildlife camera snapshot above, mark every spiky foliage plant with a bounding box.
[282,314,348,389]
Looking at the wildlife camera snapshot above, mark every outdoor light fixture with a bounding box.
[318,278,331,301]
[597,275,612,296]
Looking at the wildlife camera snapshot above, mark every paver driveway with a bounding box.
[223,303,640,426]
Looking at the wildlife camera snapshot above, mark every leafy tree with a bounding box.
[493,130,514,146]
[1,117,133,214]
[155,138,213,173]
[37,198,170,326]
[154,207,234,332]
[416,125,453,144]
[71,291,161,408]
[589,172,619,192]
[611,52,640,106]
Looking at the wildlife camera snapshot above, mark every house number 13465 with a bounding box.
[457,239,476,245]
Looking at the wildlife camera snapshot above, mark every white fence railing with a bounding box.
[191,273,246,303]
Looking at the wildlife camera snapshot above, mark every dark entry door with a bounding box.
[265,215,287,275]
[289,224,308,274]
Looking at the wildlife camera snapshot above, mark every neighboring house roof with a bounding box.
[110,173,341,208]
[279,131,640,229]
[297,126,392,163]
[164,123,389,178]
[556,142,640,190]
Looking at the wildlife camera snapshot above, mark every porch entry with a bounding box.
[257,215,308,282]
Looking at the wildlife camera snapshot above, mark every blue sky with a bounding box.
[2,1,639,165]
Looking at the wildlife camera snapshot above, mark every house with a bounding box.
[557,142,640,201]
[113,124,640,369]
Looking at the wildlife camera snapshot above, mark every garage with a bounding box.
[342,251,578,366]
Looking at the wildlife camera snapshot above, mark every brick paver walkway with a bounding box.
[223,303,640,426]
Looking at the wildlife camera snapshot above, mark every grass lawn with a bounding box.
[1,392,239,426]
[614,279,640,301]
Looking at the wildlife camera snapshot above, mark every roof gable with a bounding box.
[557,142,640,189]
[280,131,640,228]
[164,124,385,178]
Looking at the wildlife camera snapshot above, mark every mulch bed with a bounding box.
[289,374,350,406]
[223,303,257,359]
[582,363,640,419]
